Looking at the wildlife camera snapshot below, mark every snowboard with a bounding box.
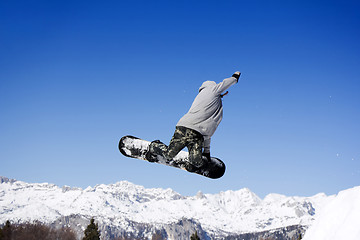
[118,135,225,179]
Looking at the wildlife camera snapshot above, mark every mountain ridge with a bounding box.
[0,176,332,239]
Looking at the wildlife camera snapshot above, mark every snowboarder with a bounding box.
[145,71,241,172]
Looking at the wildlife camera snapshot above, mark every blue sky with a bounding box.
[1,0,359,198]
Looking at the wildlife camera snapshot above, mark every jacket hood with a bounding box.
[199,81,216,92]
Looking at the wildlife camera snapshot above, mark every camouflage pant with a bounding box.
[148,126,204,169]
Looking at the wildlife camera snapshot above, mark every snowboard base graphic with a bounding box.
[119,135,225,179]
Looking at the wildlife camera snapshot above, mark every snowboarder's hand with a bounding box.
[203,152,211,161]
[232,71,241,82]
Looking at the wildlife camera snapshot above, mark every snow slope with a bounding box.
[303,186,360,240]
[0,176,331,237]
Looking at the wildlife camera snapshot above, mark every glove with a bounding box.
[232,71,241,82]
[203,152,211,162]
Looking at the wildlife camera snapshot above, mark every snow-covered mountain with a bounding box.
[0,176,333,239]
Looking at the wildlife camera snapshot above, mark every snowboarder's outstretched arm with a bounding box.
[213,71,241,94]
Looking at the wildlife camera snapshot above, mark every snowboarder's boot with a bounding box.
[145,140,167,162]
[184,155,209,172]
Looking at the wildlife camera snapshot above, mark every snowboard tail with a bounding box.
[119,135,225,179]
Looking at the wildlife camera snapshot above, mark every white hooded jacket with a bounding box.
[176,76,237,153]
